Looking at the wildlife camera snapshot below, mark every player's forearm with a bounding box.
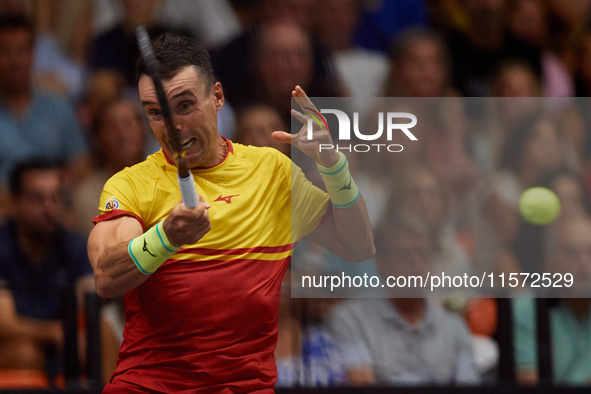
[313,151,375,262]
[328,195,375,262]
[94,241,150,298]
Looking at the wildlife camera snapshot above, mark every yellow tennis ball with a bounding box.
[519,187,561,225]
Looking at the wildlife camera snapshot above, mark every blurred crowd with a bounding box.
[2,0,591,389]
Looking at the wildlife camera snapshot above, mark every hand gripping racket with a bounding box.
[135,25,199,208]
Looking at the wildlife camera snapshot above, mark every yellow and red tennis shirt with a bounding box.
[94,139,330,393]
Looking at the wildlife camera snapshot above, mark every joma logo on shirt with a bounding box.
[214,194,239,204]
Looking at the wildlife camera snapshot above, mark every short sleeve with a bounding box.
[288,160,330,243]
[93,170,147,229]
[327,302,373,369]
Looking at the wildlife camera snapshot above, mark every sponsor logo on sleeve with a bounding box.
[105,196,120,210]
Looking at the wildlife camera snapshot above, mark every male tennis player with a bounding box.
[88,33,374,393]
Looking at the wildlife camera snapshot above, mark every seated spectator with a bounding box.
[88,0,192,88]
[73,98,147,236]
[91,0,241,50]
[388,164,470,278]
[0,14,88,190]
[0,160,94,373]
[514,215,591,385]
[491,60,542,97]
[512,170,591,275]
[474,61,543,173]
[215,18,341,126]
[275,268,347,387]
[478,114,572,274]
[313,0,390,113]
[328,213,480,385]
[506,0,574,97]
[383,28,454,97]
[446,0,541,97]
[234,103,290,156]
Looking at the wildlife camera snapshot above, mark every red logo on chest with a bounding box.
[214,194,239,203]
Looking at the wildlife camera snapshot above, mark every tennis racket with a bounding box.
[135,24,199,208]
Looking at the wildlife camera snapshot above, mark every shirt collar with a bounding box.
[162,137,233,168]
[380,298,438,333]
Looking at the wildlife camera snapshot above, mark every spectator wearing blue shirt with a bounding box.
[0,160,94,371]
[0,14,88,191]
[275,268,347,387]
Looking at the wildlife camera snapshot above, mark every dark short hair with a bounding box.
[0,13,34,39]
[9,159,60,196]
[135,33,215,86]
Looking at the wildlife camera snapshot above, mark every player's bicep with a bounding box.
[88,216,143,272]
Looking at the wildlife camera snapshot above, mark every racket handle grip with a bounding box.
[178,172,199,208]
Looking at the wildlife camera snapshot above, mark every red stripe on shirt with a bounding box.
[92,209,145,230]
[164,256,291,265]
[178,244,292,256]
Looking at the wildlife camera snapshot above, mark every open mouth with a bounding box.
[181,138,196,150]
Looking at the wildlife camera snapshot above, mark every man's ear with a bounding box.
[212,82,224,111]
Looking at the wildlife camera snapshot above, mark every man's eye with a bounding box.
[149,109,162,117]
[178,102,193,113]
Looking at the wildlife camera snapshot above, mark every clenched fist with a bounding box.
[163,195,211,247]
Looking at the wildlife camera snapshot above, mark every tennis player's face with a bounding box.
[139,66,224,168]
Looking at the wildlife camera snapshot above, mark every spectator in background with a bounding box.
[543,171,591,220]
[380,32,480,201]
[473,61,543,173]
[446,0,540,96]
[213,0,341,124]
[0,160,93,373]
[0,14,88,194]
[514,216,591,385]
[76,70,126,139]
[275,268,347,387]
[387,164,470,278]
[248,21,341,124]
[254,0,316,31]
[88,0,192,88]
[233,103,290,156]
[92,0,241,50]
[512,169,590,277]
[313,0,389,113]
[479,115,570,275]
[491,60,542,97]
[353,0,429,54]
[506,0,574,97]
[73,98,147,236]
[328,213,479,385]
[383,28,454,97]
[0,0,89,99]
